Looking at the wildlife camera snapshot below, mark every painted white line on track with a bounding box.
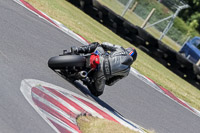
[32,93,77,125]
[14,0,200,132]
[13,0,88,45]
[36,85,81,115]
[60,92,104,119]
[41,108,79,133]
[20,79,144,133]
[131,68,200,117]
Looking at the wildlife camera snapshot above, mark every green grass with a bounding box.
[25,0,200,111]
[98,0,181,51]
[77,115,145,133]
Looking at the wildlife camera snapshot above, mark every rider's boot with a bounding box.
[82,77,91,86]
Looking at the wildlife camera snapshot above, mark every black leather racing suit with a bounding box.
[72,42,134,96]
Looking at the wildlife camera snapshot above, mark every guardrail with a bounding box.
[67,0,200,89]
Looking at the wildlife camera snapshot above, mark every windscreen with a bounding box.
[191,38,200,50]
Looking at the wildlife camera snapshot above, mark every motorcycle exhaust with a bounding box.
[78,71,88,79]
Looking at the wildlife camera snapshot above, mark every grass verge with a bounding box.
[97,0,181,51]
[25,0,200,112]
[77,115,155,133]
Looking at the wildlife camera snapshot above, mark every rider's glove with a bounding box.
[71,46,79,54]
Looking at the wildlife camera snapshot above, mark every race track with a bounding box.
[0,0,200,133]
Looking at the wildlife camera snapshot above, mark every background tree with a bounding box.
[179,0,200,31]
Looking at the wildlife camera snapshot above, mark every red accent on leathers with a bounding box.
[90,54,100,69]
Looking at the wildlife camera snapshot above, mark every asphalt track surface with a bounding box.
[1,0,200,133]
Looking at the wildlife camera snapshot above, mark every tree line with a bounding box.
[179,0,200,32]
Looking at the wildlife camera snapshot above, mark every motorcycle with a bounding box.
[48,50,101,96]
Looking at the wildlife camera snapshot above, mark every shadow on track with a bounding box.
[52,70,136,127]
[55,69,119,112]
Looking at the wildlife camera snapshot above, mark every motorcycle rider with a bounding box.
[70,42,137,96]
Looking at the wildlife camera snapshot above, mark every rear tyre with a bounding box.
[48,55,86,69]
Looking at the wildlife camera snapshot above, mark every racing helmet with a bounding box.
[126,47,137,62]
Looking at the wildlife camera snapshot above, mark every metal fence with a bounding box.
[68,0,200,89]
[98,0,189,46]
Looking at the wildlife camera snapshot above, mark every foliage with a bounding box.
[26,0,200,114]
[77,116,140,133]
[179,0,200,31]
[118,0,200,44]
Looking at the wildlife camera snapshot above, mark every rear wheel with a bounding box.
[48,55,86,69]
